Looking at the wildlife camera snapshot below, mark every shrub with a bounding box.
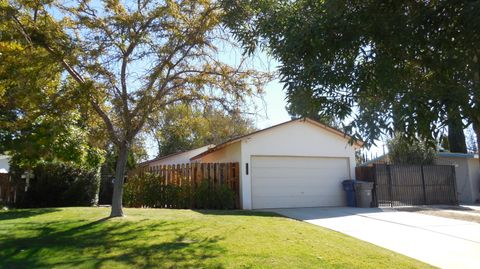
[98,174,114,205]
[124,173,236,209]
[124,172,162,208]
[213,184,235,209]
[194,180,235,210]
[387,134,436,165]
[11,162,100,208]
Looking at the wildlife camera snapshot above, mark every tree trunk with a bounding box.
[473,121,480,154]
[392,99,404,133]
[110,142,129,217]
[447,107,467,153]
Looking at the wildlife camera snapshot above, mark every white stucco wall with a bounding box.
[435,157,472,203]
[196,142,241,163]
[467,158,480,203]
[197,120,358,209]
[146,145,213,168]
[435,155,480,204]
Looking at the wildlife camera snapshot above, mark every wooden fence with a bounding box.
[131,162,241,208]
[356,164,458,207]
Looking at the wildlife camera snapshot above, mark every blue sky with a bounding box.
[253,79,291,129]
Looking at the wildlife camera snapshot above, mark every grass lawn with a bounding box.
[0,207,433,269]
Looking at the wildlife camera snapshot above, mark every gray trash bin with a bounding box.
[354,181,374,208]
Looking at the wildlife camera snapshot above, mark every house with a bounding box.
[0,155,11,203]
[435,153,480,204]
[139,144,215,169]
[362,152,480,204]
[190,118,362,209]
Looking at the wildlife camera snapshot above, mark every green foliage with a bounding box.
[149,103,256,156]
[10,162,100,208]
[124,173,163,208]
[194,180,235,210]
[387,135,436,165]
[0,7,106,169]
[124,173,235,210]
[286,87,341,128]
[2,114,105,170]
[223,0,480,146]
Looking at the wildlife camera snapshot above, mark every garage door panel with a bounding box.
[252,157,346,168]
[254,186,344,196]
[253,194,343,208]
[251,156,349,209]
[254,189,343,198]
[253,169,330,178]
[252,178,342,191]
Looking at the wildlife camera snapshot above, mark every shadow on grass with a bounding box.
[193,209,282,218]
[0,208,61,221]
[0,214,226,268]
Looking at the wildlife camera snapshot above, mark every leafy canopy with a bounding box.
[148,103,256,156]
[222,0,480,147]
[0,8,104,169]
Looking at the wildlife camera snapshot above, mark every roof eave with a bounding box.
[190,117,363,160]
[140,144,215,166]
[190,140,240,160]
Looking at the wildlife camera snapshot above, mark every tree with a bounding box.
[387,135,436,165]
[4,0,268,216]
[222,0,479,151]
[285,87,341,128]
[0,12,104,169]
[148,103,256,156]
[445,108,467,153]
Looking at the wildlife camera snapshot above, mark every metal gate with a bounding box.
[360,164,458,207]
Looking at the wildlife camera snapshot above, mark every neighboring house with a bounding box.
[190,118,362,210]
[0,155,10,174]
[139,144,215,169]
[0,155,11,203]
[362,152,480,204]
[435,153,480,204]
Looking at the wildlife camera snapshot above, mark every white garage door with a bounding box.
[251,156,350,209]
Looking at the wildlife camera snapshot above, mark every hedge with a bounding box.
[124,173,235,209]
[11,162,100,208]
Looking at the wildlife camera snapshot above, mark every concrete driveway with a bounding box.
[270,207,480,269]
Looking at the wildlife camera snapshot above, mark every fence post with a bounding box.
[372,164,378,207]
[387,165,393,207]
[233,162,240,209]
[451,165,459,205]
[421,165,427,204]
